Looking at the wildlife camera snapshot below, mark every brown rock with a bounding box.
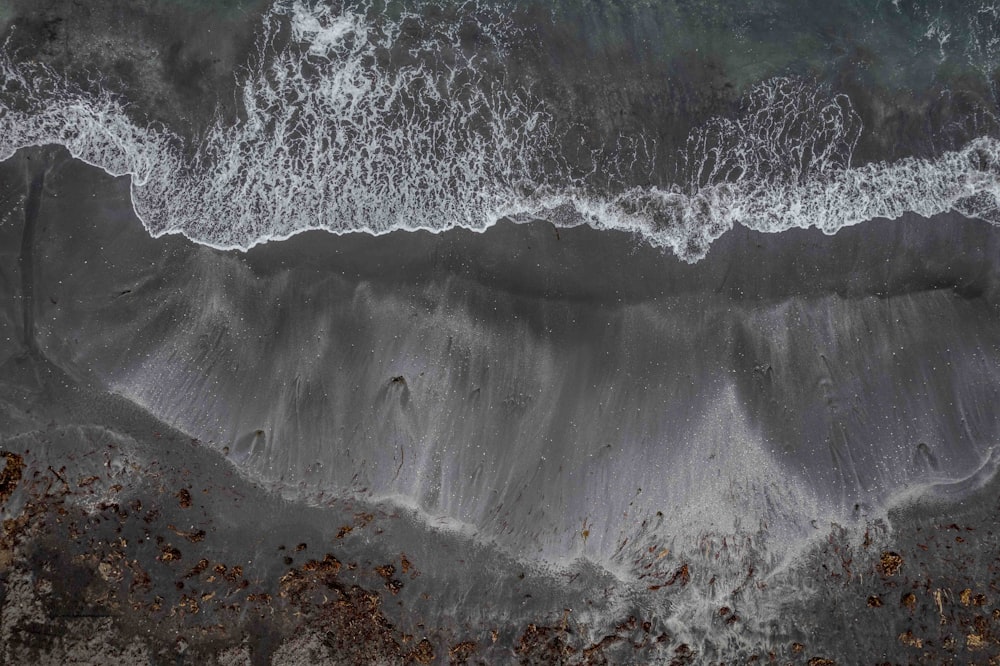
[175,488,192,509]
[448,640,476,663]
[0,452,25,504]
[878,552,903,576]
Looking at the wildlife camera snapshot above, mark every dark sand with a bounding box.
[2,146,1000,663]
[3,0,1000,661]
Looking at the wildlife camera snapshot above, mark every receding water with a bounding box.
[2,0,1000,662]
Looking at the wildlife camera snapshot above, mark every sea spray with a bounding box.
[2,1,1000,260]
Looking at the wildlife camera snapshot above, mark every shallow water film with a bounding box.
[2,0,1000,663]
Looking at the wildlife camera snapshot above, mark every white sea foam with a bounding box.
[0,0,998,262]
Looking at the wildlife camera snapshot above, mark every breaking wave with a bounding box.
[1,0,999,261]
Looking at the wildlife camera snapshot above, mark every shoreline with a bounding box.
[2,0,1000,661]
[5,146,999,558]
[2,131,1000,665]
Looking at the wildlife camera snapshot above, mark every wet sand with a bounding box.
[2,146,1000,662]
[3,0,1000,660]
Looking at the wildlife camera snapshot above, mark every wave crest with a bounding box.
[1,1,999,261]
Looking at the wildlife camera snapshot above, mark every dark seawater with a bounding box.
[2,0,1000,663]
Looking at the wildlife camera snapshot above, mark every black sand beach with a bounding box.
[3,0,1000,663]
[1,146,1000,662]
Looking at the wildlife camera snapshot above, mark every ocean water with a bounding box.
[2,0,1000,661]
[3,1,999,259]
